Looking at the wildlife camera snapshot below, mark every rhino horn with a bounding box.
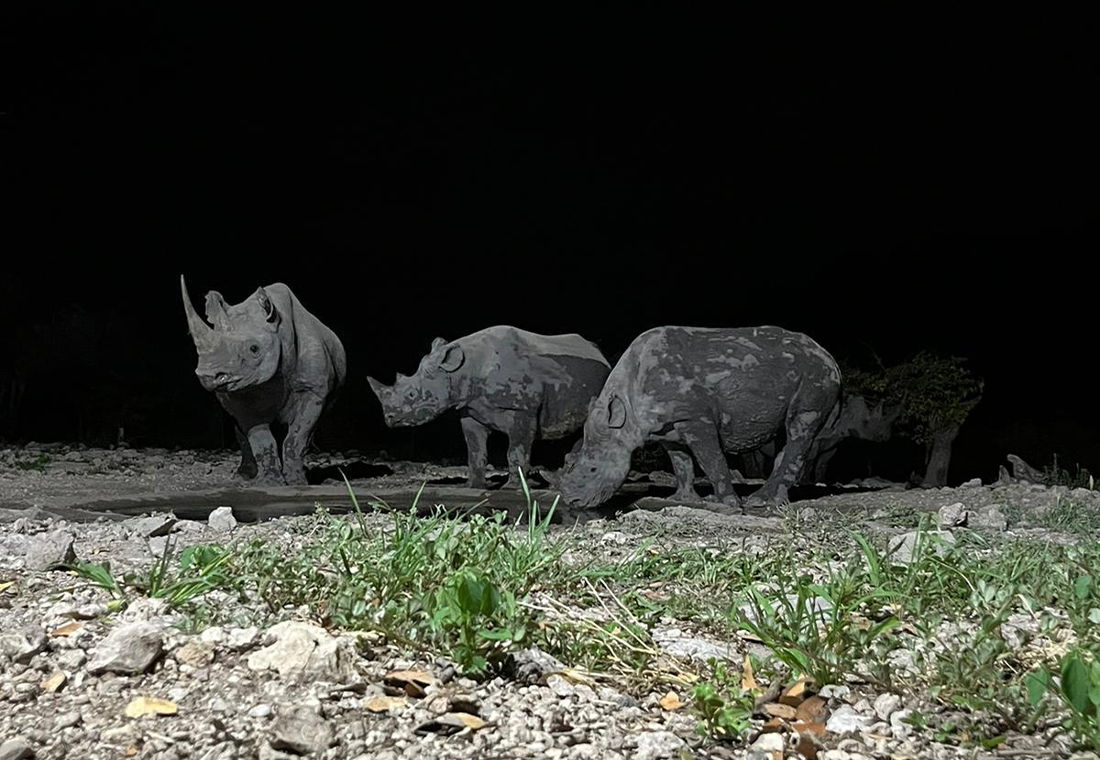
[180,275,215,351]
[366,376,391,398]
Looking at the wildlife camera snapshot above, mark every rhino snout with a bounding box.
[196,369,238,391]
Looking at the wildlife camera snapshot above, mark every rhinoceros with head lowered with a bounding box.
[557,325,842,512]
[180,275,347,485]
[367,325,611,489]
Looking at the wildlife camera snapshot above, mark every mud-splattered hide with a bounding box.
[558,326,842,512]
[367,338,464,427]
[182,278,284,393]
[180,275,346,486]
[367,326,611,489]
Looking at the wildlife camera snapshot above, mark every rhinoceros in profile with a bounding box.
[180,275,346,486]
[367,326,611,489]
[557,325,842,512]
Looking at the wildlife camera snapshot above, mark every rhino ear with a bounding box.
[439,344,465,373]
[256,287,278,323]
[607,395,626,429]
[204,291,229,330]
[430,337,447,353]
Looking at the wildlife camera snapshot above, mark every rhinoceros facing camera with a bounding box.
[180,275,346,486]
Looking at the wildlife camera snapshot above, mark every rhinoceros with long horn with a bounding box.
[367,326,611,489]
[557,325,842,512]
[180,275,346,485]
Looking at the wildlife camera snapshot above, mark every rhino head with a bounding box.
[180,275,282,393]
[838,394,902,442]
[367,337,465,427]
[557,388,645,507]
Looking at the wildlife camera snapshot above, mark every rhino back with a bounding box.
[264,283,347,392]
[619,326,840,443]
[470,326,610,367]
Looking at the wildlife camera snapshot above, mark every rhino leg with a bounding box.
[748,404,834,508]
[460,416,490,490]
[674,422,741,511]
[281,393,326,486]
[246,424,284,486]
[233,424,258,479]
[502,415,537,491]
[663,445,702,503]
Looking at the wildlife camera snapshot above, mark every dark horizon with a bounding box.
[2,8,1095,485]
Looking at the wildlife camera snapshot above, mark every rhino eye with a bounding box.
[405,388,417,400]
[249,344,260,354]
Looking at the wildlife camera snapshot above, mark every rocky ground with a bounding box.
[2,444,1100,760]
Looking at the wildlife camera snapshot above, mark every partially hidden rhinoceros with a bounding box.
[367,325,611,489]
[557,325,842,512]
[180,275,347,486]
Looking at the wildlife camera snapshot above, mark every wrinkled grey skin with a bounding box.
[744,393,902,484]
[558,326,842,512]
[367,326,611,489]
[180,275,346,486]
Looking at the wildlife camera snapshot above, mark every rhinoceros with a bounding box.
[742,393,902,484]
[180,275,347,486]
[367,326,611,489]
[557,325,842,512]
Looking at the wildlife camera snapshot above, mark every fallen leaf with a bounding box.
[779,678,810,706]
[364,696,407,713]
[124,697,178,719]
[763,702,798,720]
[0,581,14,593]
[384,669,436,697]
[742,654,759,692]
[793,730,820,760]
[50,622,85,638]
[415,712,487,735]
[795,695,827,724]
[792,720,826,737]
[659,692,683,711]
[126,745,138,757]
[41,672,67,693]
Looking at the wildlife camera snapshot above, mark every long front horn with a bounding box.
[180,275,215,351]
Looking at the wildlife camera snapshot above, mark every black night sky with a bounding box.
[1,7,1095,485]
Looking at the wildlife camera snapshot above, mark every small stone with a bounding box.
[25,530,76,570]
[937,502,969,527]
[972,505,1008,531]
[546,674,575,698]
[208,507,237,531]
[751,732,786,753]
[200,626,226,646]
[87,622,164,675]
[174,641,215,668]
[825,704,872,734]
[873,692,901,721]
[226,627,259,651]
[962,478,982,488]
[0,738,34,760]
[128,515,177,538]
[250,704,273,718]
[57,650,87,670]
[248,622,358,683]
[56,711,82,729]
[818,684,851,701]
[634,731,685,760]
[0,626,47,664]
[271,707,335,755]
[887,530,955,564]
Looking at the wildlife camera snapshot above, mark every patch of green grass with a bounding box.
[72,539,236,614]
[14,454,51,471]
[1038,496,1100,536]
[691,658,754,742]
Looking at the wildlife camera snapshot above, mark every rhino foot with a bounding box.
[254,472,287,487]
[703,492,743,512]
[236,465,258,480]
[465,478,488,491]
